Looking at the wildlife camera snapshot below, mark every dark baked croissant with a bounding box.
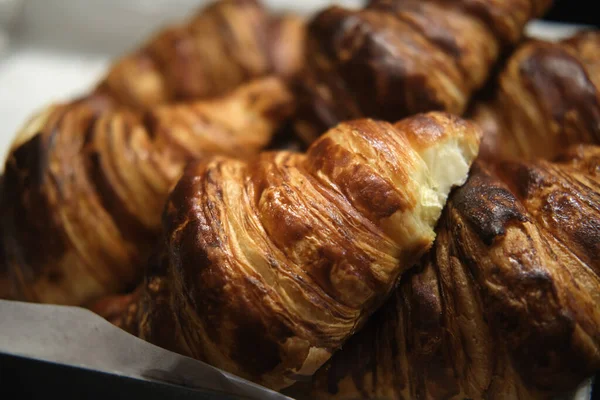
[92,112,482,390]
[94,0,305,110]
[0,77,294,306]
[301,144,600,400]
[473,30,600,161]
[294,0,551,143]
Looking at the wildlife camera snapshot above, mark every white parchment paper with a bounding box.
[0,299,292,400]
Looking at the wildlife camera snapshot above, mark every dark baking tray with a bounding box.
[0,352,244,400]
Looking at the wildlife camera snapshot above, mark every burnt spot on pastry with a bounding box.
[452,164,528,245]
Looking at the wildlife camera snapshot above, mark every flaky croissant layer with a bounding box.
[295,0,551,143]
[94,112,481,390]
[0,77,294,306]
[303,144,600,400]
[96,0,305,110]
[474,30,600,161]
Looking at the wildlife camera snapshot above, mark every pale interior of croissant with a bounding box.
[399,115,481,233]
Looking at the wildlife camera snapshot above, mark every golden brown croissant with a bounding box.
[473,30,600,161]
[92,112,482,390]
[0,77,294,306]
[94,0,305,110]
[294,0,551,143]
[302,144,600,400]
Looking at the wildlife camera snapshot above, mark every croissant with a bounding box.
[0,77,294,306]
[301,144,600,400]
[294,0,551,143]
[473,30,600,161]
[94,0,305,110]
[91,112,481,390]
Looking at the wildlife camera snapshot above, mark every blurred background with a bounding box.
[0,0,598,161]
[545,0,600,27]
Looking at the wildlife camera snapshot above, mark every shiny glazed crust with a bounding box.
[96,0,305,109]
[305,145,600,400]
[474,31,600,161]
[294,0,551,143]
[96,112,481,390]
[0,78,294,306]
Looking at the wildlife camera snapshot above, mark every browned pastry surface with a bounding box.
[474,30,600,161]
[0,77,294,306]
[303,145,600,400]
[93,112,481,390]
[294,0,551,143]
[268,12,306,83]
[90,248,190,357]
[378,0,552,46]
[95,0,305,110]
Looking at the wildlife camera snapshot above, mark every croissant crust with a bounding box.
[90,112,481,390]
[0,77,294,306]
[294,0,551,143]
[96,0,305,109]
[474,31,600,161]
[306,144,600,400]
